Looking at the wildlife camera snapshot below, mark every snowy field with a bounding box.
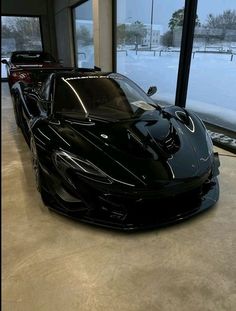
[117,50,236,131]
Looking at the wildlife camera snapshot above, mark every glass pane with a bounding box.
[72,0,94,68]
[117,0,185,104]
[187,1,236,132]
[1,16,42,78]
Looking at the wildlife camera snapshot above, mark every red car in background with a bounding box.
[1,50,63,87]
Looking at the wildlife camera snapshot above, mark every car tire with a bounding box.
[30,136,50,205]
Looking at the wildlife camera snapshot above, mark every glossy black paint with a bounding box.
[11,70,220,230]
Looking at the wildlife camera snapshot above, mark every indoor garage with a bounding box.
[2,1,236,310]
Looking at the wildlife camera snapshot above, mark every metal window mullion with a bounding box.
[112,0,117,72]
[175,0,198,107]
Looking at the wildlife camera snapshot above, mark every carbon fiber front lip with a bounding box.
[47,177,219,231]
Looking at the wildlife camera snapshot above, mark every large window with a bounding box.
[1,16,42,79]
[116,0,185,103]
[187,1,236,132]
[72,0,94,68]
[116,0,236,151]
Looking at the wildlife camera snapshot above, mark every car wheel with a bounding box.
[30,136,50,205]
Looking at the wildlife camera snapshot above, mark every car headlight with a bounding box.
[53,151,112,184]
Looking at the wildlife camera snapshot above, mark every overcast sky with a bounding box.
[117,0,236,32]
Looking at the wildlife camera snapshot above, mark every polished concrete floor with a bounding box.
[2,82,236,311]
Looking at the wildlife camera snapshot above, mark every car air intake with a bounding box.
[158,125,180,154]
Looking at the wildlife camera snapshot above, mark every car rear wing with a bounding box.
[10,66,101,73]
[12,66,102,86]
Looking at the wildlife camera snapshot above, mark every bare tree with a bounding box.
[76,26,93,46]
[206,10,236,30]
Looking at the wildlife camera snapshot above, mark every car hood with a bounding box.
[47,107,213,186]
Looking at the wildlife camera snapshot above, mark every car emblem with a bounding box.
[101,134,108,139]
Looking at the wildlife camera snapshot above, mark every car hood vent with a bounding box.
[125,118,181,159]
[154,124,180,154]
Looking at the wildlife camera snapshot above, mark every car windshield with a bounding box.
[11,52,56,64]
[53,74,156,120]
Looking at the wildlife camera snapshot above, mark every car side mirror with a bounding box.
[147,86,157,97]
[1,59,8,65]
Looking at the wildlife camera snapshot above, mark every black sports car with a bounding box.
[11,69,220,230]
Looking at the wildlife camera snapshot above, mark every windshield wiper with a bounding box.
[131,103,161,118]
[148,103,162,111]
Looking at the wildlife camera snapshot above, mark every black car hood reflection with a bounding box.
[51,108,212,186]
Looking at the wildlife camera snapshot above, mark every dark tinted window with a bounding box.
[53,74,156,120]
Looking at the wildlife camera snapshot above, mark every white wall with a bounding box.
[93,0,113,71]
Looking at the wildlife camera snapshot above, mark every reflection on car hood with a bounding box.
[49,107,212,186]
